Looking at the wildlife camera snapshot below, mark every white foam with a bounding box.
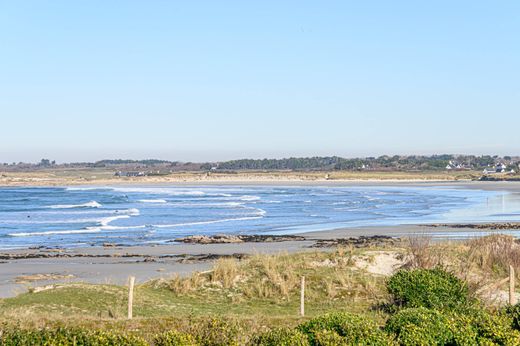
[49,201,102,209]
[240,195,261,201]
[9,228,102,237]
[98,208,139,226]
[99,214,130,226]
[138,199,167,204]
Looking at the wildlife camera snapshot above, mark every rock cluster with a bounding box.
[426,223,520,230]
[174,234,306,244]
[311,235,400,248]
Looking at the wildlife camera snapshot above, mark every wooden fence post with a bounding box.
[300,276,305,317]
[128,276,135,319]
[510,266,517,305]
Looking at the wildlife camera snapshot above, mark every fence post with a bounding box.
[510,266,517,305]
[128,276,135,319]
[300,276,305,317]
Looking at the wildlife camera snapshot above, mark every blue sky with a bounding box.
[1,1,519,163]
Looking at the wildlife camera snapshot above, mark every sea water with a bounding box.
[1,185,520,249]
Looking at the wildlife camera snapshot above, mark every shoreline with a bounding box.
[2,176,520,190]
[0,223,518,298]
[2,180,520,298]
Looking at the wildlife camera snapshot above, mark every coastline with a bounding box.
[0,223,517,298]
[2,179,520,298]
[0,169,482,187]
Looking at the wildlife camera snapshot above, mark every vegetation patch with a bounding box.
[387,268,469,310]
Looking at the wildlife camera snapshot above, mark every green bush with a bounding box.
[385,307,475,345]
[251,327,309,346]
[0,327,148,346]
[386,307,520,345]
[505,303,520,331]
[459,308,520,345]
[312,330,348,346]
[154,330,199,346]
[387,268,469,310]
[297,312,396,345]
[187,317,242,346]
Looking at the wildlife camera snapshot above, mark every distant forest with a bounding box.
[200,155,518,171]
[2,155,519,172]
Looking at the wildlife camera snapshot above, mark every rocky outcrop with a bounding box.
[311,235,401,248]
[426,223,520,230]
[174,234,306,244]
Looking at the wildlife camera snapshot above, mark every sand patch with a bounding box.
[354,251,405,276]
[15,273,75,284]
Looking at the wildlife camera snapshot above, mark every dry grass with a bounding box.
[211,258,240,289]
[405,234,442,269]
[147,248,390,307]
[402,233,520,304]
[466,234,520,277]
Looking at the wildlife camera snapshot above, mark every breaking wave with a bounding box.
[138,199,167,204]
[49,201,102,209]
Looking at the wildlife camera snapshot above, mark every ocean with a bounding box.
[1,185,520,249]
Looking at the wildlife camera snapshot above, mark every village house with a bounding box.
[482,163,509,175]
[114,171,146,177]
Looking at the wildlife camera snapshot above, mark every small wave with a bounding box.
[49,201,102,209]
[99,215,130,226]
[9,229,102,237]
[98,224,147,231]
[240,195,261,201]
[98,208,139,226]
[138,199,167,204]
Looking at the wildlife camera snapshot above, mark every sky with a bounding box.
[1,1,519,163]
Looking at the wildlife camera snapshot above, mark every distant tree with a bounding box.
[39,159,51,166]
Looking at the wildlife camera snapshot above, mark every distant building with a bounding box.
[115,171,146,177]
[482,163,508,175]
[446,160,466,170]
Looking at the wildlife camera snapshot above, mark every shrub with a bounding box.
[386,307,520,346]
[387,268,468,310]
[155,330,199,346]
[385,307,470,345]
[251,327,309,346]
[187,317,243,346]
[297,312,396,345]
[312,330,347,346]
[460,308,520,345]
[505,303,520,331]
[0,327,147,346]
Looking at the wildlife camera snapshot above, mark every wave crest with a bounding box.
[49,201,102,209]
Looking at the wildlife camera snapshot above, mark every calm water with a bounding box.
[1,185,520,249]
